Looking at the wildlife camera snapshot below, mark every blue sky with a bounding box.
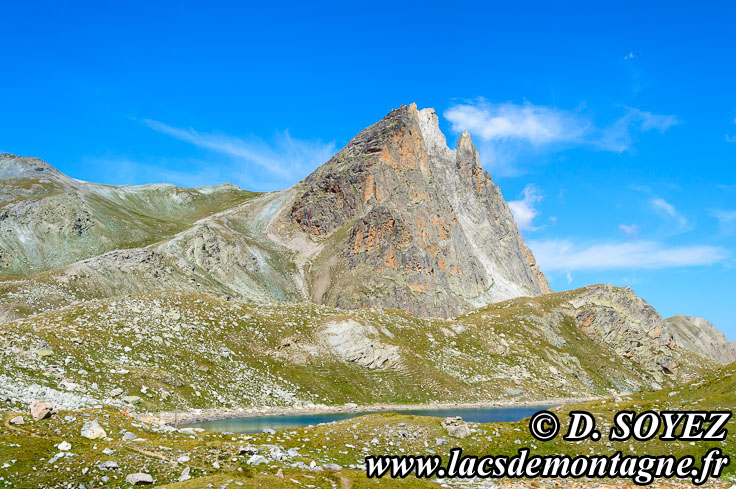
[2,1,735,335]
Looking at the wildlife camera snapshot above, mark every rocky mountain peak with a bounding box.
[0,153,62,180]
[666,315,736,365]
[285,104,552,317]
[457,130,474,149]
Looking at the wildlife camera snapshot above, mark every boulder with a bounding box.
[9,416,24,425]
[80,419,107,439]
[125,473,153,485]
[247,455,268,465]
[239,446,258,456]
[440,417,471,438]
[123,396,142,405]
[109,388,124,397]
[29,401,56,421]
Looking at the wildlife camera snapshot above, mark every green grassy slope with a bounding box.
[0,288,712,415]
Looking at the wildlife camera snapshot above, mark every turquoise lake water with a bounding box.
[188,405,552,433]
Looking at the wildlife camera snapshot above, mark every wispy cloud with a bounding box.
[508,184,543,231]
[444,100,680,176]
[596,108,681,152]
[618,224,639,238]
[529,239,729,272]
[651,197,690,233]
[141,119,336,187]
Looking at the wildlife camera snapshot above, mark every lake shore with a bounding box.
[147,396,602,426]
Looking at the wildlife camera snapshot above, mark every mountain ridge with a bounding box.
[0,104,552,319]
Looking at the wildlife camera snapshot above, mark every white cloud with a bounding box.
[651,197,690,232]
[529,239,729,272]
[508,184,543,231]
[618,224,639,238]
[444,101,680,175]
[445,102,589,145]
[566,271,573,284]
[142,119,336,184]
[624,52,635,60]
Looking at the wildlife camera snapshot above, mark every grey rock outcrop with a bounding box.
[563,285,679,380]
[316,319,400,369]
[666,315,736,365]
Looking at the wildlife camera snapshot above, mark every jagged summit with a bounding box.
[286,103,551,317]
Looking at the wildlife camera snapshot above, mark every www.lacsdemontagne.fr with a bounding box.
[365,447,729,486]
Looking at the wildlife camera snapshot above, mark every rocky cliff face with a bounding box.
[286,104,551,317]
[666,315,736,365]
[561,285,680,384]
